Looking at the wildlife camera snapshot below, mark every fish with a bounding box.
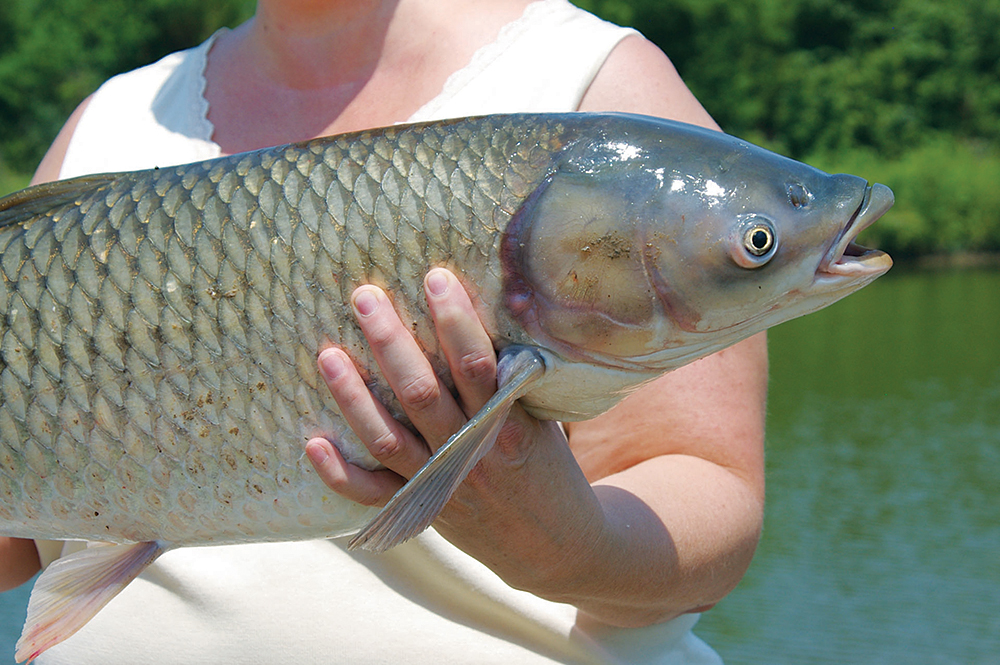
[0,113,893,660]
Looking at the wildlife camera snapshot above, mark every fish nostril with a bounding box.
[788,183,811,209]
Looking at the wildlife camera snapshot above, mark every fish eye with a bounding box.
[788,183,811,209]
[731,217,778,268]
[743,223,775,257]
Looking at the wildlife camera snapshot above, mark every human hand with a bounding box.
[304,267,607,593]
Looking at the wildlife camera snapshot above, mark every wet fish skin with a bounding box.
[0,113,894,661]
[0,111,896,547]
[0,115,578,547]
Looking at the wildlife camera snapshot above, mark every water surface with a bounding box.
[697,267,1000,663]
[0,579,29,663]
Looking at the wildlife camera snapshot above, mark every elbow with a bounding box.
[637,488,766,627]
[688,489,764,616]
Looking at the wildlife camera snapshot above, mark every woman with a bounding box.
[2,1,766,662]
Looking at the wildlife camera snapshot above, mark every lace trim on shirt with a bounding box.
[193,29,228,145]
[407,0,565,121]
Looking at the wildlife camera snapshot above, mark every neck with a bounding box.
[242,0,404,90]
[205,0,532,152]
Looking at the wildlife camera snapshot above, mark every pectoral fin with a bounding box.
[16,541,166,663]
[349,346,547,552]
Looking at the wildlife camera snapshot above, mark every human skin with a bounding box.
[3,0,765,629]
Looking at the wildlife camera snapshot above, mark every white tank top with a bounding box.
[44,2,722,663]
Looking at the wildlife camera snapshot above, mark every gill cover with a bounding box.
[501,136,688,362]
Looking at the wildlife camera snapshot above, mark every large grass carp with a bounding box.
[0,113,893,660]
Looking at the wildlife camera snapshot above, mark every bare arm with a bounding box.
[567,34,767,619]
[29,95,92,186]
[305,34,766,627]
[0,538,41,592]
[307,35,765,627]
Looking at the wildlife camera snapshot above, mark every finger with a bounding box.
[351,285,468,452]
[424,268,498,416]
[305,437,403,507]
[318,347,429,477]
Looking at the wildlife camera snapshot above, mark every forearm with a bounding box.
[433,421,762,628]
[482,348,766,626]
[1,537,42,592]
[546,455,763,627]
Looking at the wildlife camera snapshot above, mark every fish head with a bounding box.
[503,115,893,371]
[644,138,894,338]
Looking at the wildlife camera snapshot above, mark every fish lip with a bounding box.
[818,183,894,278]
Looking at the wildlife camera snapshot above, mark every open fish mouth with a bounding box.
[820,183,894,277]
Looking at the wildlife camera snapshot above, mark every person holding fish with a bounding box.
[1,0,770,662]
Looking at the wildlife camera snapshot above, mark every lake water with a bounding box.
[1,267,998,663]
[697,266,1000,663]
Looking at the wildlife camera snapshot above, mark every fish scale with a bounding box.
[0,114,564,546]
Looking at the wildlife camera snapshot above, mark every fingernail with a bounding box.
[426,269,449,297]
[318,348,346,380]
[306,440,330,465]
[353,288,379,317]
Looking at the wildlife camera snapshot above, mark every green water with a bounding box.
[1,268,998,663]
[698,267,1000,663]
[0,579,28,663]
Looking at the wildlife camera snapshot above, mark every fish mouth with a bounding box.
[818,183,894,278]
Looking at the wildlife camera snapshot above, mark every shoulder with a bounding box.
[31,95,93,185]
[32,51,184,183]
[579,34,720,130]
[35,36,221,181]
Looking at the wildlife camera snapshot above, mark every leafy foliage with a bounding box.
[578,0,1000,257]
[813,140,1000,257]
[577,0,1000,157]
[0,0,254,171]
[1,0,998,256]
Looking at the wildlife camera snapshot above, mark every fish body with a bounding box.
[0,113,892,660]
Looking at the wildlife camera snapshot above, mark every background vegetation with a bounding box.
[1,0,998,258]
[576,0,1000,258]
[0,0,254,190]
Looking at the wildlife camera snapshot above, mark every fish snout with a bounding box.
[820,182,894,278]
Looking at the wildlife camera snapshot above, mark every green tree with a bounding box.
[0,0,254,172]
[2,0,999,256]
[576,0,1000,157]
